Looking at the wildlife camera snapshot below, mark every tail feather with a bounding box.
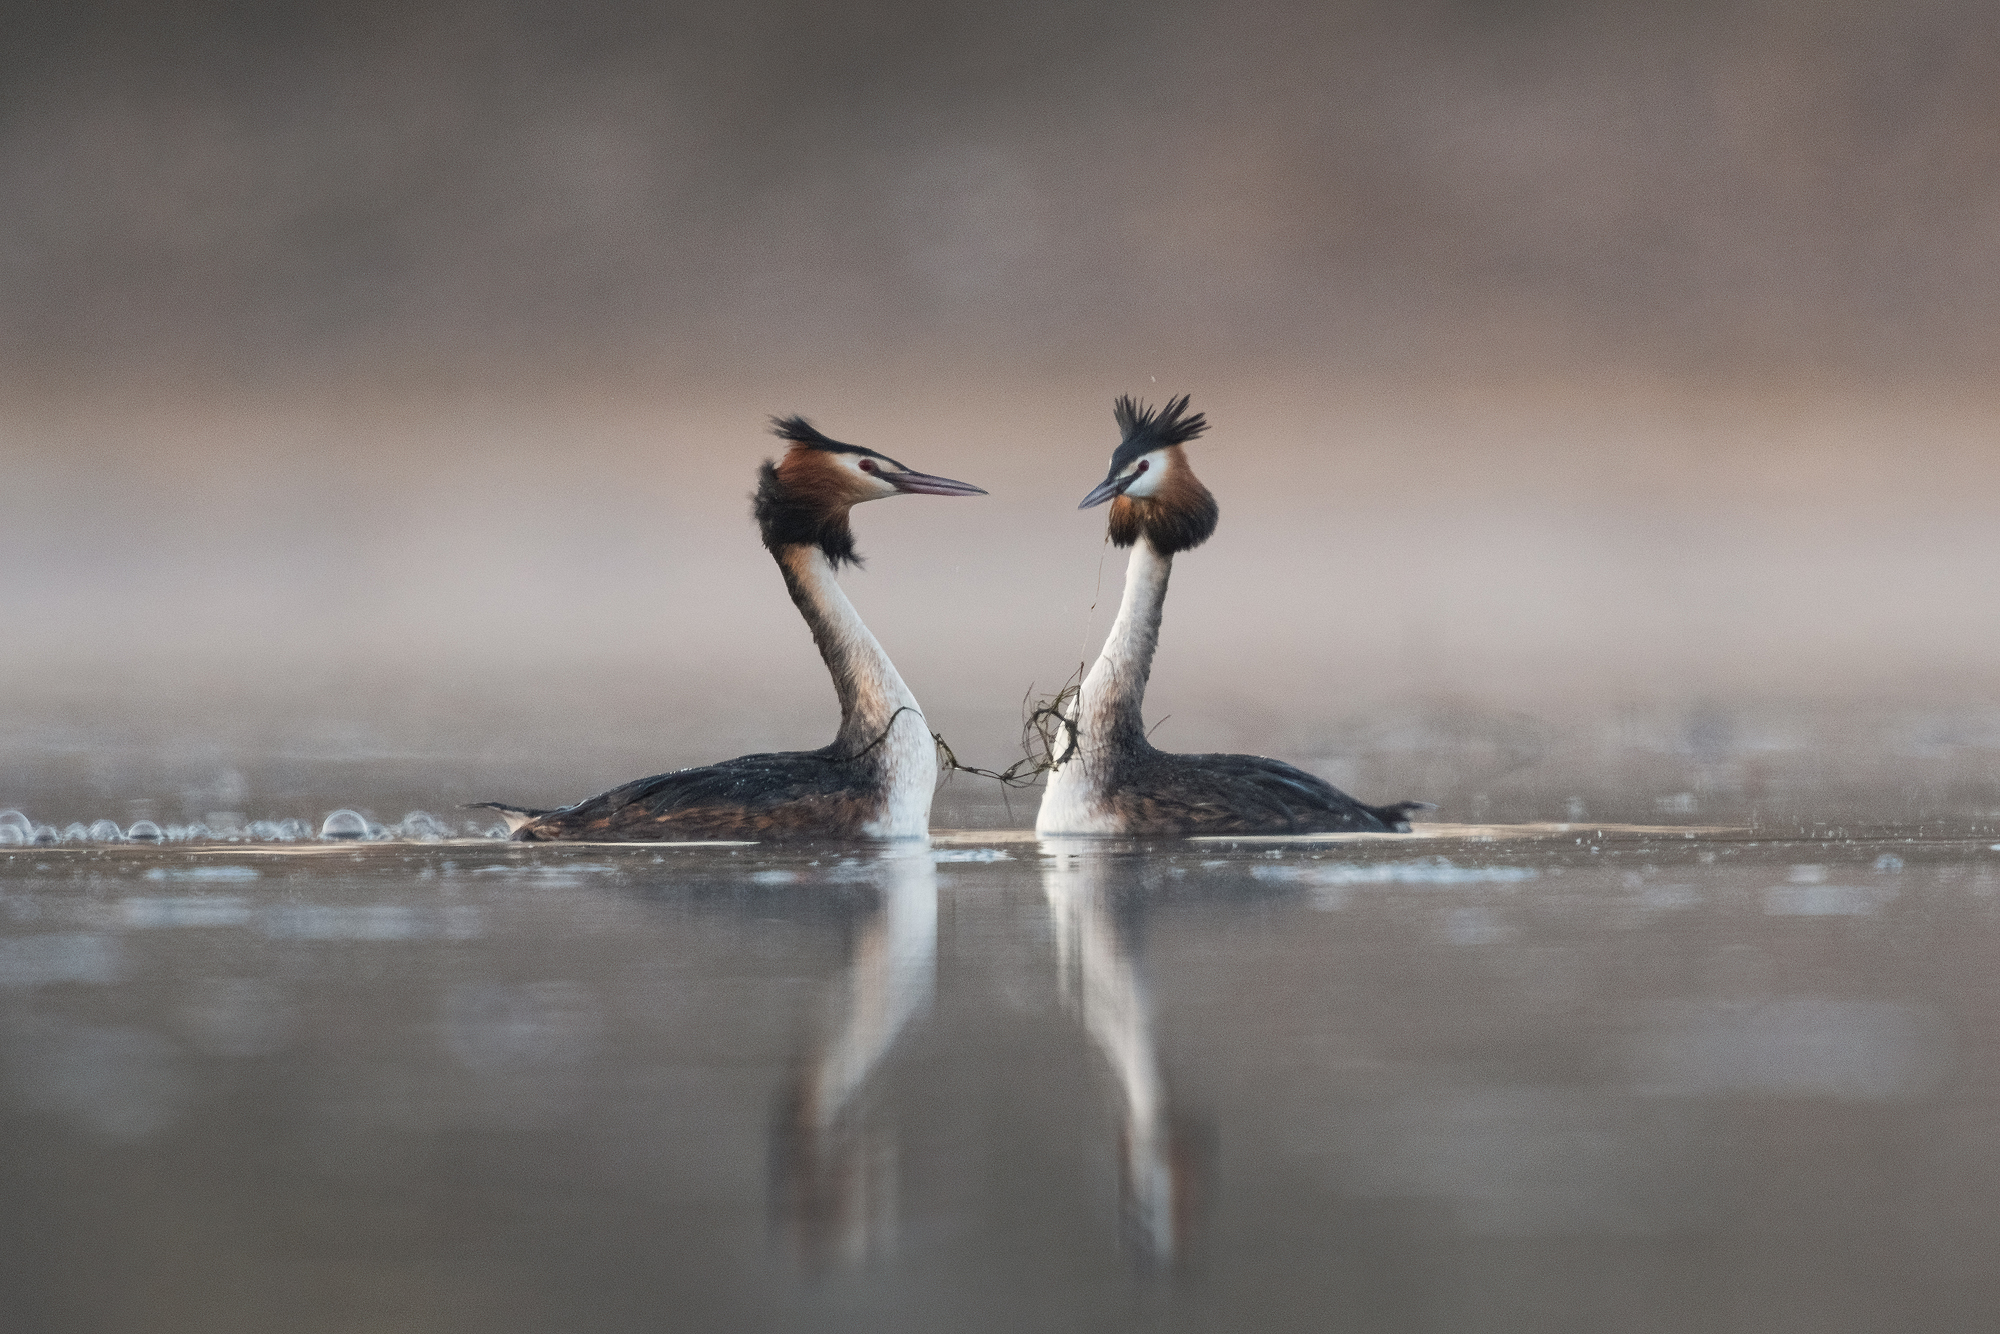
[1368,800,1436,832]
[465,801,555,835]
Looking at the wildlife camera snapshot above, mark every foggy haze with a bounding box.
[5,0,2000,382]
[4,0,1999,822]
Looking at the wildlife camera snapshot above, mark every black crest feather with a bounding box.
[754,459,860,568]
[1109,393,1208,471]
[770,415,875,458]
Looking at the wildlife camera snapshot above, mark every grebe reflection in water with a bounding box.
[1035,395,1429,837]
[1043,839,1212,1266]
[769,847,938,1267]
[478,418,985,841]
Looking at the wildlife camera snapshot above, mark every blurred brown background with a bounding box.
[4,0,1999,827]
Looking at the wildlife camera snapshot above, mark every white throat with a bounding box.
[781,546,936,838]
[1036,541,1172,835]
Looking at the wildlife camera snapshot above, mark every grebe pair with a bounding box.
[480,400,1424,840]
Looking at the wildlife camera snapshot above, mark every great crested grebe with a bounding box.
[477,417,985,841]
[1034,395,1429,837]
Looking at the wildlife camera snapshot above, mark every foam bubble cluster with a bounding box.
[0,807,508,844]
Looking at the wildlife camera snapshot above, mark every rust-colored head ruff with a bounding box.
[1095,395,1218,555]
[754,415,986,568]
[1106,446,1219,554]
[754,417,888,567]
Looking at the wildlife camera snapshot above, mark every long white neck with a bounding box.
[779,545,936,837]
[1037,541,1171,833]
[1078,540,1172,758]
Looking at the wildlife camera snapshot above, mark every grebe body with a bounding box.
[1035,395,1428,838]
[478,418,983,841]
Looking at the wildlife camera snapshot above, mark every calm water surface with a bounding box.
[2,828,1997,1332]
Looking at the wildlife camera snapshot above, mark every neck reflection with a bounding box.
[1042,839,1206,1267]
[769,844,937,1268]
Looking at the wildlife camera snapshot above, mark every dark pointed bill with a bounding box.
[888,469,987,497]
[1077,471,1130,509]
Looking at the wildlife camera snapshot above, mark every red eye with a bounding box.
[859,458,878,472]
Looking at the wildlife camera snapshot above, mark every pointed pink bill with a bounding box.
[1077,471,1131,509]
[888,469,987,497]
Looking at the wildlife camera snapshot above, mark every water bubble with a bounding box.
[32,825,60,845]
[174,823,212,843]
[62,823,89,843]
[1873,854,1905,872]
[318,810,370,841]
[274,818,309,841]
[126,821,164,843]
[396,811,451,842]
[87,820,126,842]
[0,826,24,847]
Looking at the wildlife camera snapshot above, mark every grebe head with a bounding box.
[1078,394,1218,555]
[756,415,986,566]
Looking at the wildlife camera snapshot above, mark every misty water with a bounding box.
[4,818,1998,1333]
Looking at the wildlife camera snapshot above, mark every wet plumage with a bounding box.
[483,746,887,841]
[1095,750,1429,836]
